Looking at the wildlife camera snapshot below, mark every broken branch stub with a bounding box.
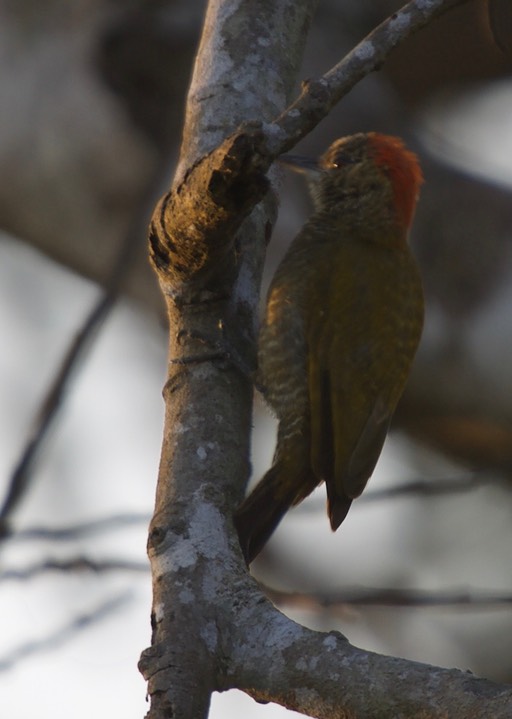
[148,125,271,302]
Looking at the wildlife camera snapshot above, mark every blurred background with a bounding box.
[1,0,512,716]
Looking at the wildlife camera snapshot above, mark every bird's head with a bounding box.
[280,133,423,237]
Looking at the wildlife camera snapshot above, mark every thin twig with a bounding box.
[289,474,491,516]
[0,167,167,538]
[0,592,133,671]
[267,0,470,155]
[4,512,151,543]
[0,292,116,532]
[265,584,512,610]
[0,557,148,582]
[360,474,490,502]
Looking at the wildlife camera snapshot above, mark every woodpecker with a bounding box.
[235,132,424,564]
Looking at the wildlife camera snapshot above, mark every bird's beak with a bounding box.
[278,154,322,175]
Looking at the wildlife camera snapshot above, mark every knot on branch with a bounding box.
[138,643,167,681]
[271,79,335,151]
[148,124,272,300]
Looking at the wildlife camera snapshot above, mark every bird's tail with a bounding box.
[326,486,353,531]
[234,463,303,564]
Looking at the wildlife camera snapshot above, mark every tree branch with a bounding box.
[149,0,471,314]
[139,0,511,717]
[227,613,511,717]
[5,512,150,543]
[0,592,132,671]
[264,584,512,610]
[0,557,148,582]
[268,0,471,153]
[140,2,319,716]
[0,166,164,540]
[148,126,271,300]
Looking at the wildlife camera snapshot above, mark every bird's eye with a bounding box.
[331,151,357,167]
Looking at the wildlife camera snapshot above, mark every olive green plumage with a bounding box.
[235,133,424,563]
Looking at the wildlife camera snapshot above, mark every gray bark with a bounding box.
[139,1,512,717]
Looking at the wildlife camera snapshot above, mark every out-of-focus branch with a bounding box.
[305,476,488,514]
[359,474,492,502]
[0,292,116,536]
[0,557,148,582]
[266,0,471,155]
[488,0,512,52]
[264,585,512,610]
[5,513,150,543]
[0,168,165,540]
[0,592,132,672]
[1,472,487,544]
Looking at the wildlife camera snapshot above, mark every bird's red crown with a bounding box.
[367,133,423,230]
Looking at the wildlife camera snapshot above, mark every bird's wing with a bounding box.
[307,251,397,527]
[309,344,392,486]
[306,236,423,530]
[337,393,391,499]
